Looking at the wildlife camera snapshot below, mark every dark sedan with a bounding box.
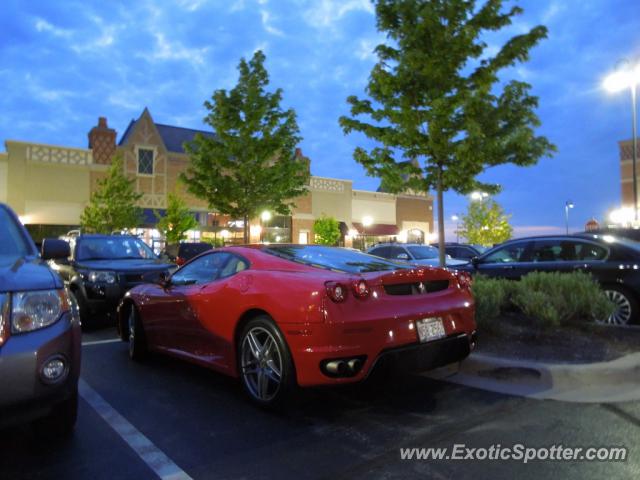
[461,234,640,325]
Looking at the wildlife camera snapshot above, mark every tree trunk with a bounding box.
[436,168,446,267]
[243,215,249,244]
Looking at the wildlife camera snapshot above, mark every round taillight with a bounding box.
[457,272,473,290]
[325,281,347,303]
[353,279,370,299]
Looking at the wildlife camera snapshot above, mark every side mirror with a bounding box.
[471,256,480,267]
[158,271,171,287]
[41,238,70,260]
[397,253,410,260]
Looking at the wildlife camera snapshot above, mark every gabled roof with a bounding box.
[118,115,216,154]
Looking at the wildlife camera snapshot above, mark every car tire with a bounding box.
[238,316,296,409]
[128,306,147,362]
[603,286,638,325]
[34,390,78,438]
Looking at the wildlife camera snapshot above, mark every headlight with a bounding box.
[11,289,69,333]
[83,270,117,284]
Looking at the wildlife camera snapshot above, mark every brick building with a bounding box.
[0,109,433,248]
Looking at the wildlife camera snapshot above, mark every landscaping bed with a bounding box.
[476,313,640,364]
[471,271,640,364]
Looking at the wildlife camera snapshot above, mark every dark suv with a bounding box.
[49,234,174,328]
[0,203,81,434]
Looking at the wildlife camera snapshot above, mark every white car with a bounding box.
[367,243,468,267]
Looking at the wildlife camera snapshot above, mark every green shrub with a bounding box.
[471,275,512,331]
[511,271,615,328]
[471,271,615,331]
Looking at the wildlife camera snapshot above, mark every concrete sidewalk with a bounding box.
[430,352,640,403]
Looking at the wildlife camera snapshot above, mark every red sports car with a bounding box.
[117,245,476,407]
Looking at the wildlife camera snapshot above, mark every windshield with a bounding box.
[263,245,409,273]
[75,237,156,261]
[0,207,34,258]
[407,245,439,260]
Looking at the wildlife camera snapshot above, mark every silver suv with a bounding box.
[0,203,81,435]
[367,243,468,267]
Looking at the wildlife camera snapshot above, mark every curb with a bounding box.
[430,352,640,403]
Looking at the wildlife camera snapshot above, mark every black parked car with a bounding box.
[163,241,211,266]
[461,234,640,325]
[49,234,174,328]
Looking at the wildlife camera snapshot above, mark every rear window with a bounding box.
[407,245,439,260]
[262,245,408,273]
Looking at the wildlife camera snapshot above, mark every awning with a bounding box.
[352,222,399,236]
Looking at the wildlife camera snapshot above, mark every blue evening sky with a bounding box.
[1,0,638,237]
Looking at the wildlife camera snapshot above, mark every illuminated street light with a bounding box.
[470,191,489,201]
[260,210,272,222]
[564,200,574,235]
[603,59,640,221]
[362,215,373,227]
[609,207,635,225]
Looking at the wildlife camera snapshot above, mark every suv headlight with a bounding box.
[11,289,69,333]
[82,270,117,284]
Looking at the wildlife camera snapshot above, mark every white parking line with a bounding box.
[82,338,121,346]
[79,379,193,480]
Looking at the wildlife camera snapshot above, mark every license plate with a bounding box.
[416,317,446,343]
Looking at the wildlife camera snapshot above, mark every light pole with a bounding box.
[470,191,489,202]
[604,60,640,222]
[564,200,574,234]
[451,214,460,243]
[362,215,373,250]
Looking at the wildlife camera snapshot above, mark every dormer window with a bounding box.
[138,148,154,175]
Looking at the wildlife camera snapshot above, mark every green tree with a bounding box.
[156,192,199,244]
[339,0,555,265]
[80,154,142,233]
[458,198,512,246]
[182,50,309,243]
[313,215,341,245]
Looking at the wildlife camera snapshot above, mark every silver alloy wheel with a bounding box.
[128,308,136,357]
[240,326,283,402]
[603,289,632,325]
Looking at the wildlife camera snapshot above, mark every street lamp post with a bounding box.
[604,60,640,222]
[362,215,373,250]
[564,200,574,235]
[451,214,460,243]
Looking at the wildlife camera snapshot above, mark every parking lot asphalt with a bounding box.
[1,328,639,480]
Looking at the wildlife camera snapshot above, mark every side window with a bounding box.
[531,240,592,262]
[219,254,249,279]
[171,253,231,286]
[138,148,154,175]
[576,242,608,261]
[369,247,390,258]
[484,243,529,263]
[389,246,410,260]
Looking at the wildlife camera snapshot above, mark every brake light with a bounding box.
[352,279,370,299]
[457,272,473,290]
[325,281,348,303]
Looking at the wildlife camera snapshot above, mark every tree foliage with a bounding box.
[313,215,341,245]
[80,154,142,233]
[339,0,555,265]
[182,50,309,243]
[458,198,512,246]
[156,192,199,244]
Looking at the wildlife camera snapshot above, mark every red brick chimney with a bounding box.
[88,117,117,164]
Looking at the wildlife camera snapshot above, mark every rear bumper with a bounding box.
[284,296,476,387]
[0,312,81,427]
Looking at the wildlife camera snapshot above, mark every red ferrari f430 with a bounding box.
[117,245,476,407]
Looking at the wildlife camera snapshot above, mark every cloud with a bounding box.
[261,9,284,36]
[71,15,116,53]
[34,18,71,38]
[150,32,210,64]
[356,39,376,61]
[303,0,374,28]
[176,0,207,11]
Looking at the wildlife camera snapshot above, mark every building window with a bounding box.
[298,231,309,244]
[138,148,154,175]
